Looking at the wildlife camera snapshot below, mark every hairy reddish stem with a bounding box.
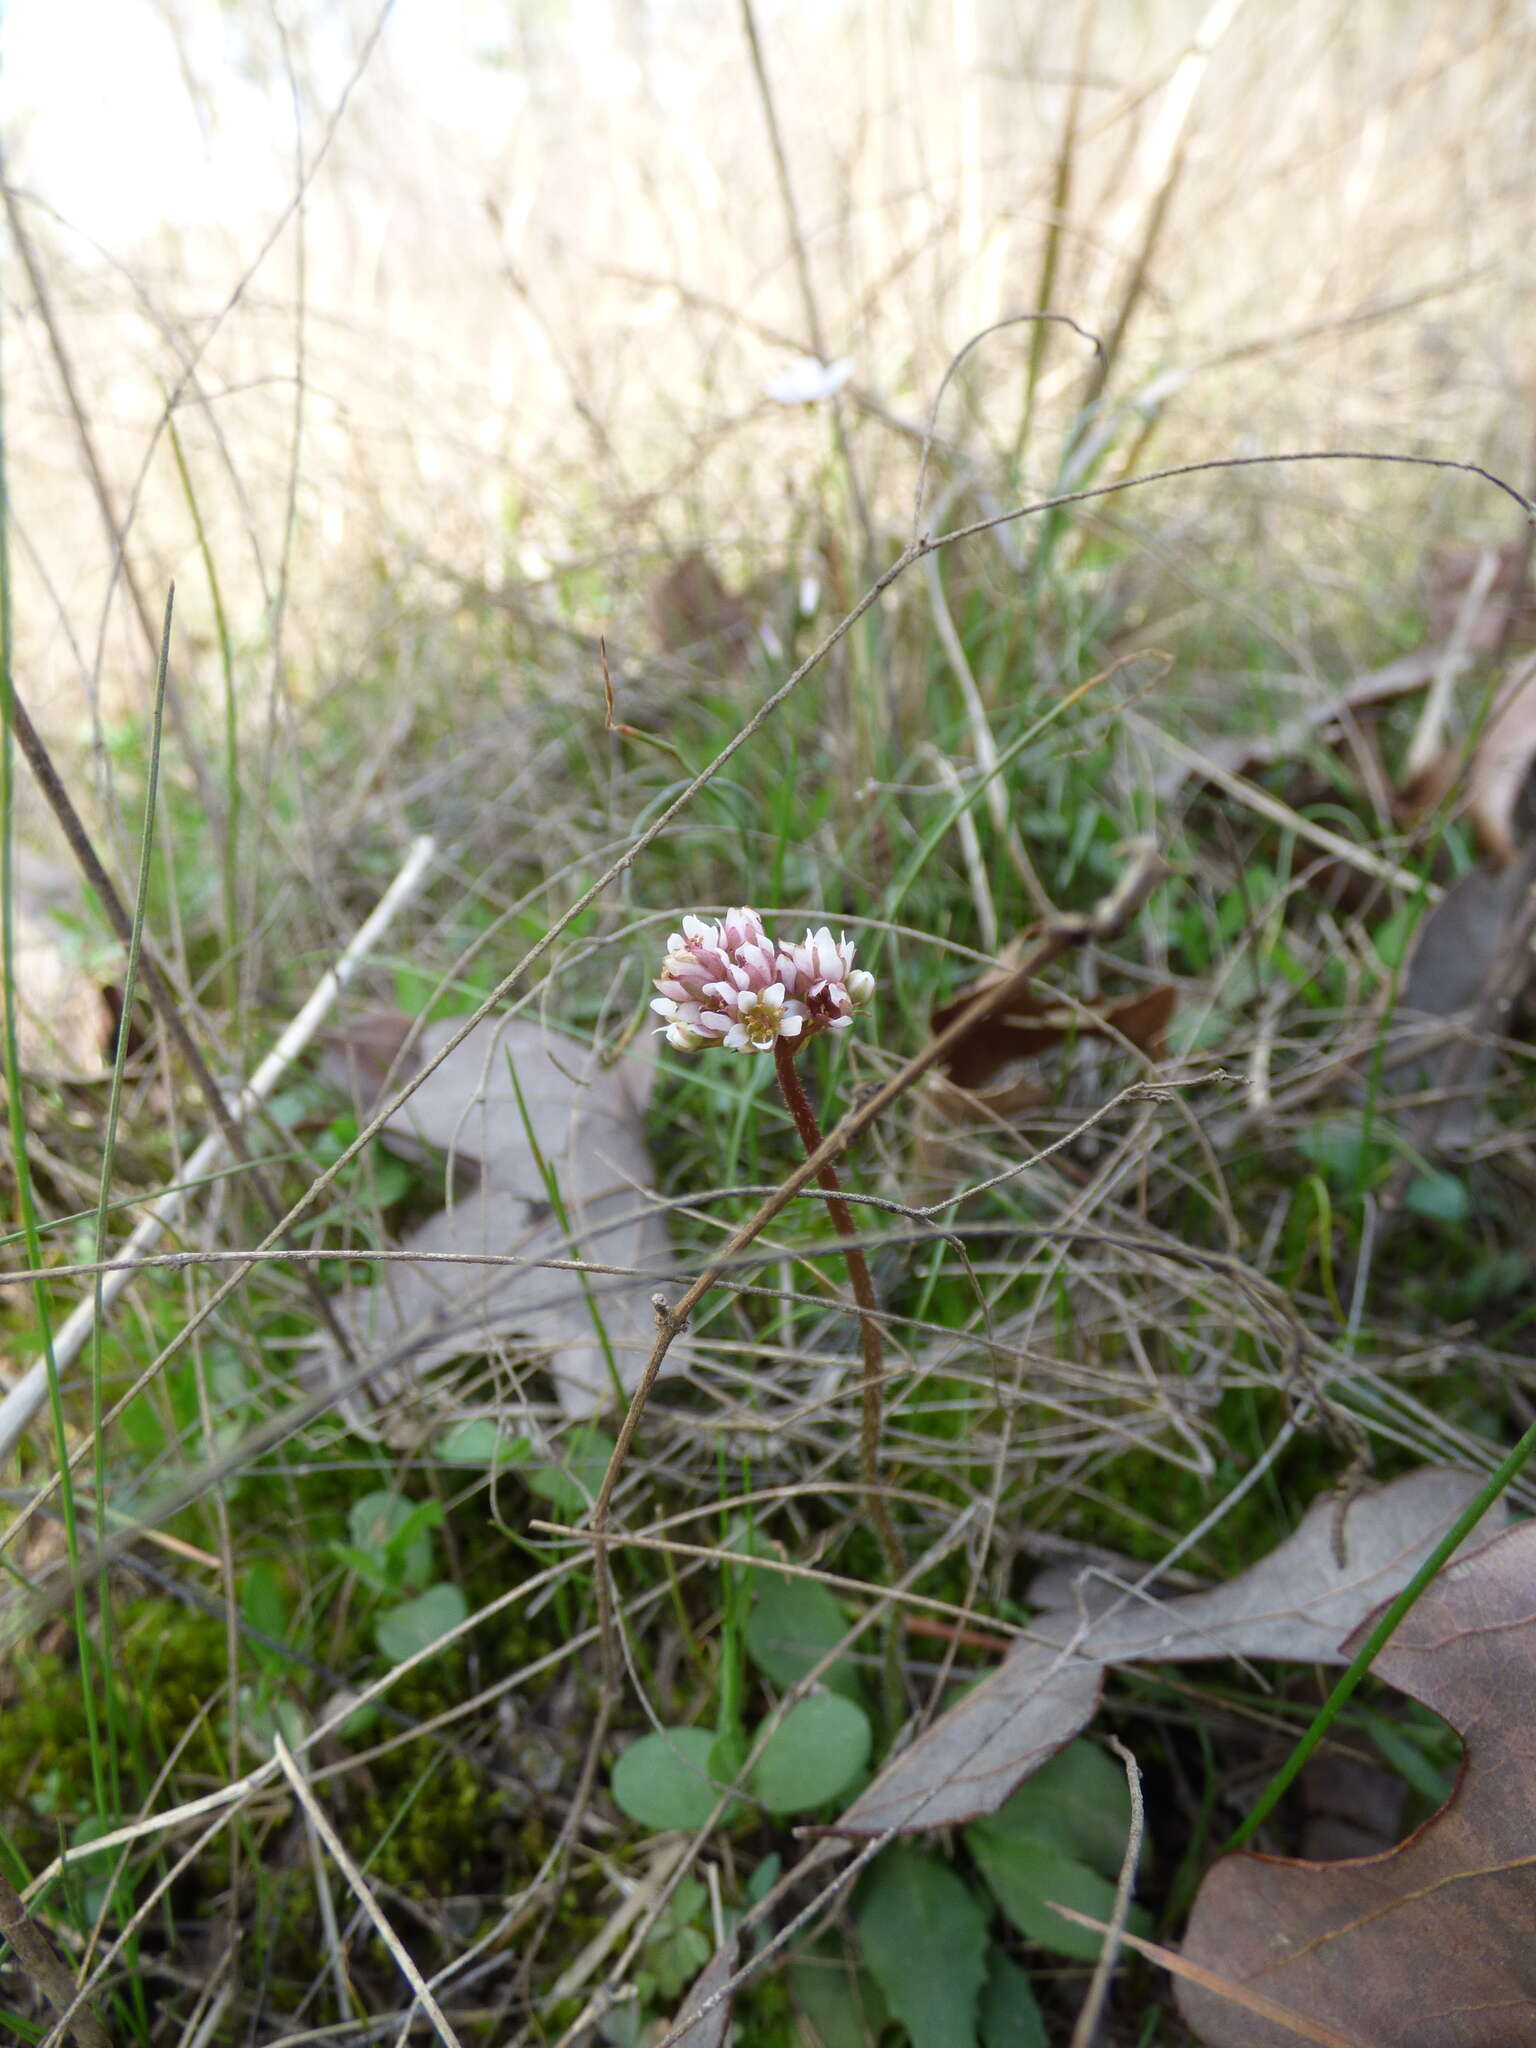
[774,1034,906,1578]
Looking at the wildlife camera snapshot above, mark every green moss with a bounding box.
[0,1599,227,1850]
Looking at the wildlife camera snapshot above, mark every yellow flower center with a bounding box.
[741,994,782,1047]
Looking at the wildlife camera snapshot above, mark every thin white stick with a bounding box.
[1404,544,1500,788]
[0,834,436,1463]
[1068,1735,1145,2048]
[272,1732,465,2048]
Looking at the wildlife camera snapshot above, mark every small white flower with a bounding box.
[650,997,710,1051]
[721,984,807,1052]
[764,355,854,405]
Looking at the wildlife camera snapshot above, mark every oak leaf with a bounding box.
[1179,1516,1536,2048]
[311,1013,687,1430]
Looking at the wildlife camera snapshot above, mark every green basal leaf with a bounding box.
[966,1826,1149,1964]
[433,1418,532,1468]
[348,1490,439,1591]
[374,1581,468,1664]
[856,1847,988,2048]
[611,1727,735,1832]
[745,1571,867,1705]
[751,1694,871,1815]
[1404,1170,1470,1225]
[975,1739,1141,1876]
[977,1948,1048,2048]
[791,1944,887,2048]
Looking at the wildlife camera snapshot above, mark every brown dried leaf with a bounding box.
[1052,1913,1369,2048]
[648,550,752,666]
[311,1013,688,1428]
[1380,860,1536,1152]
[1428,538,1536,655]
[818,1643,1103,1837]
[1179,1516,1536,2048]
[1466,654,1536,864]
[667,1936,739,2048]
[825,1467,1500,1838]
[1296,1750,1406,1865]
[929,945,1175,1095]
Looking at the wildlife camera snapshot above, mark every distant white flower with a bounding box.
[764,355,854,405]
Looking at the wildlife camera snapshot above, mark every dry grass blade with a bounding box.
[1403,543,1501,790]
[1148,724,1439,898]
[271,1733,464,2048]
[1078,0,1250,422]
[0,834,436,1465]
[1068,1736,1145,2048]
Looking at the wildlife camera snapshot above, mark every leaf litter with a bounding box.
[309,1011,690,1432]
[1178,1514,1536,2048]
[672,1469,1504,2048]
[920,931,1175,1140]
[823,1465,1503,1837]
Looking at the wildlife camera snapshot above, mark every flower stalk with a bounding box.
[771,1033,906,1578]
[652,907,903,1575]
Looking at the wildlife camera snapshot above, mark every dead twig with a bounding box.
[1069,1736,1145,2048]
[0,1869,112,2048]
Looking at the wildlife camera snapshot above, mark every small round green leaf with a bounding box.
[433,1419,531,1468]
[374,1582,468,1664]
[348,1490,438,1590]
[528,1426,616,1513]
[745,1573,866,1704]
[1404,1171,1470,1225]
[612,1728,730,1831]
[752,1695,871,1815]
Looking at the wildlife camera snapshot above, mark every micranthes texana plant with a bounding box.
[653,907,905,1575]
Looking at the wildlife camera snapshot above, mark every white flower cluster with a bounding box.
[651,907,875,1054]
